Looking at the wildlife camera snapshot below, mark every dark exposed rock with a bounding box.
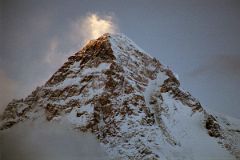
[0,121,18,130]
[205,115,221,138]
[160,72,203,113]
[45,103,67,121]
[76,112,86,117]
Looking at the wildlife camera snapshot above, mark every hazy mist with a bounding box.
[0,120,108,160]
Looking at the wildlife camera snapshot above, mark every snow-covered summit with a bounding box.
[107,33,148,54]
[1,33,240,160]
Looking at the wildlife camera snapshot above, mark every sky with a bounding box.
[0,0,240,118]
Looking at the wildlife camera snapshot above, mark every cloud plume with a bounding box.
[86,14,117,39]
[71,13,118,47]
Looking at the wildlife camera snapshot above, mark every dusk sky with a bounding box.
[1,0,240,118]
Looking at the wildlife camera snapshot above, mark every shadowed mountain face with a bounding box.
[0,33,240,160]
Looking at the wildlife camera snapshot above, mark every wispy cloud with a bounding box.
[70,13,119,47]
[44,38,59,64]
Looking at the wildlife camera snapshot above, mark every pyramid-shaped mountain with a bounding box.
[1,33,240,160]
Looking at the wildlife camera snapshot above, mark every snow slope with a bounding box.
[0,33,240,160]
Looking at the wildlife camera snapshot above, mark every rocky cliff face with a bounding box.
[1,33,240,160]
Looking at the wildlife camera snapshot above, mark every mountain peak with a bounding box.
[1,33,240,159]
[85,32,148,58]
[46,33,152,86]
